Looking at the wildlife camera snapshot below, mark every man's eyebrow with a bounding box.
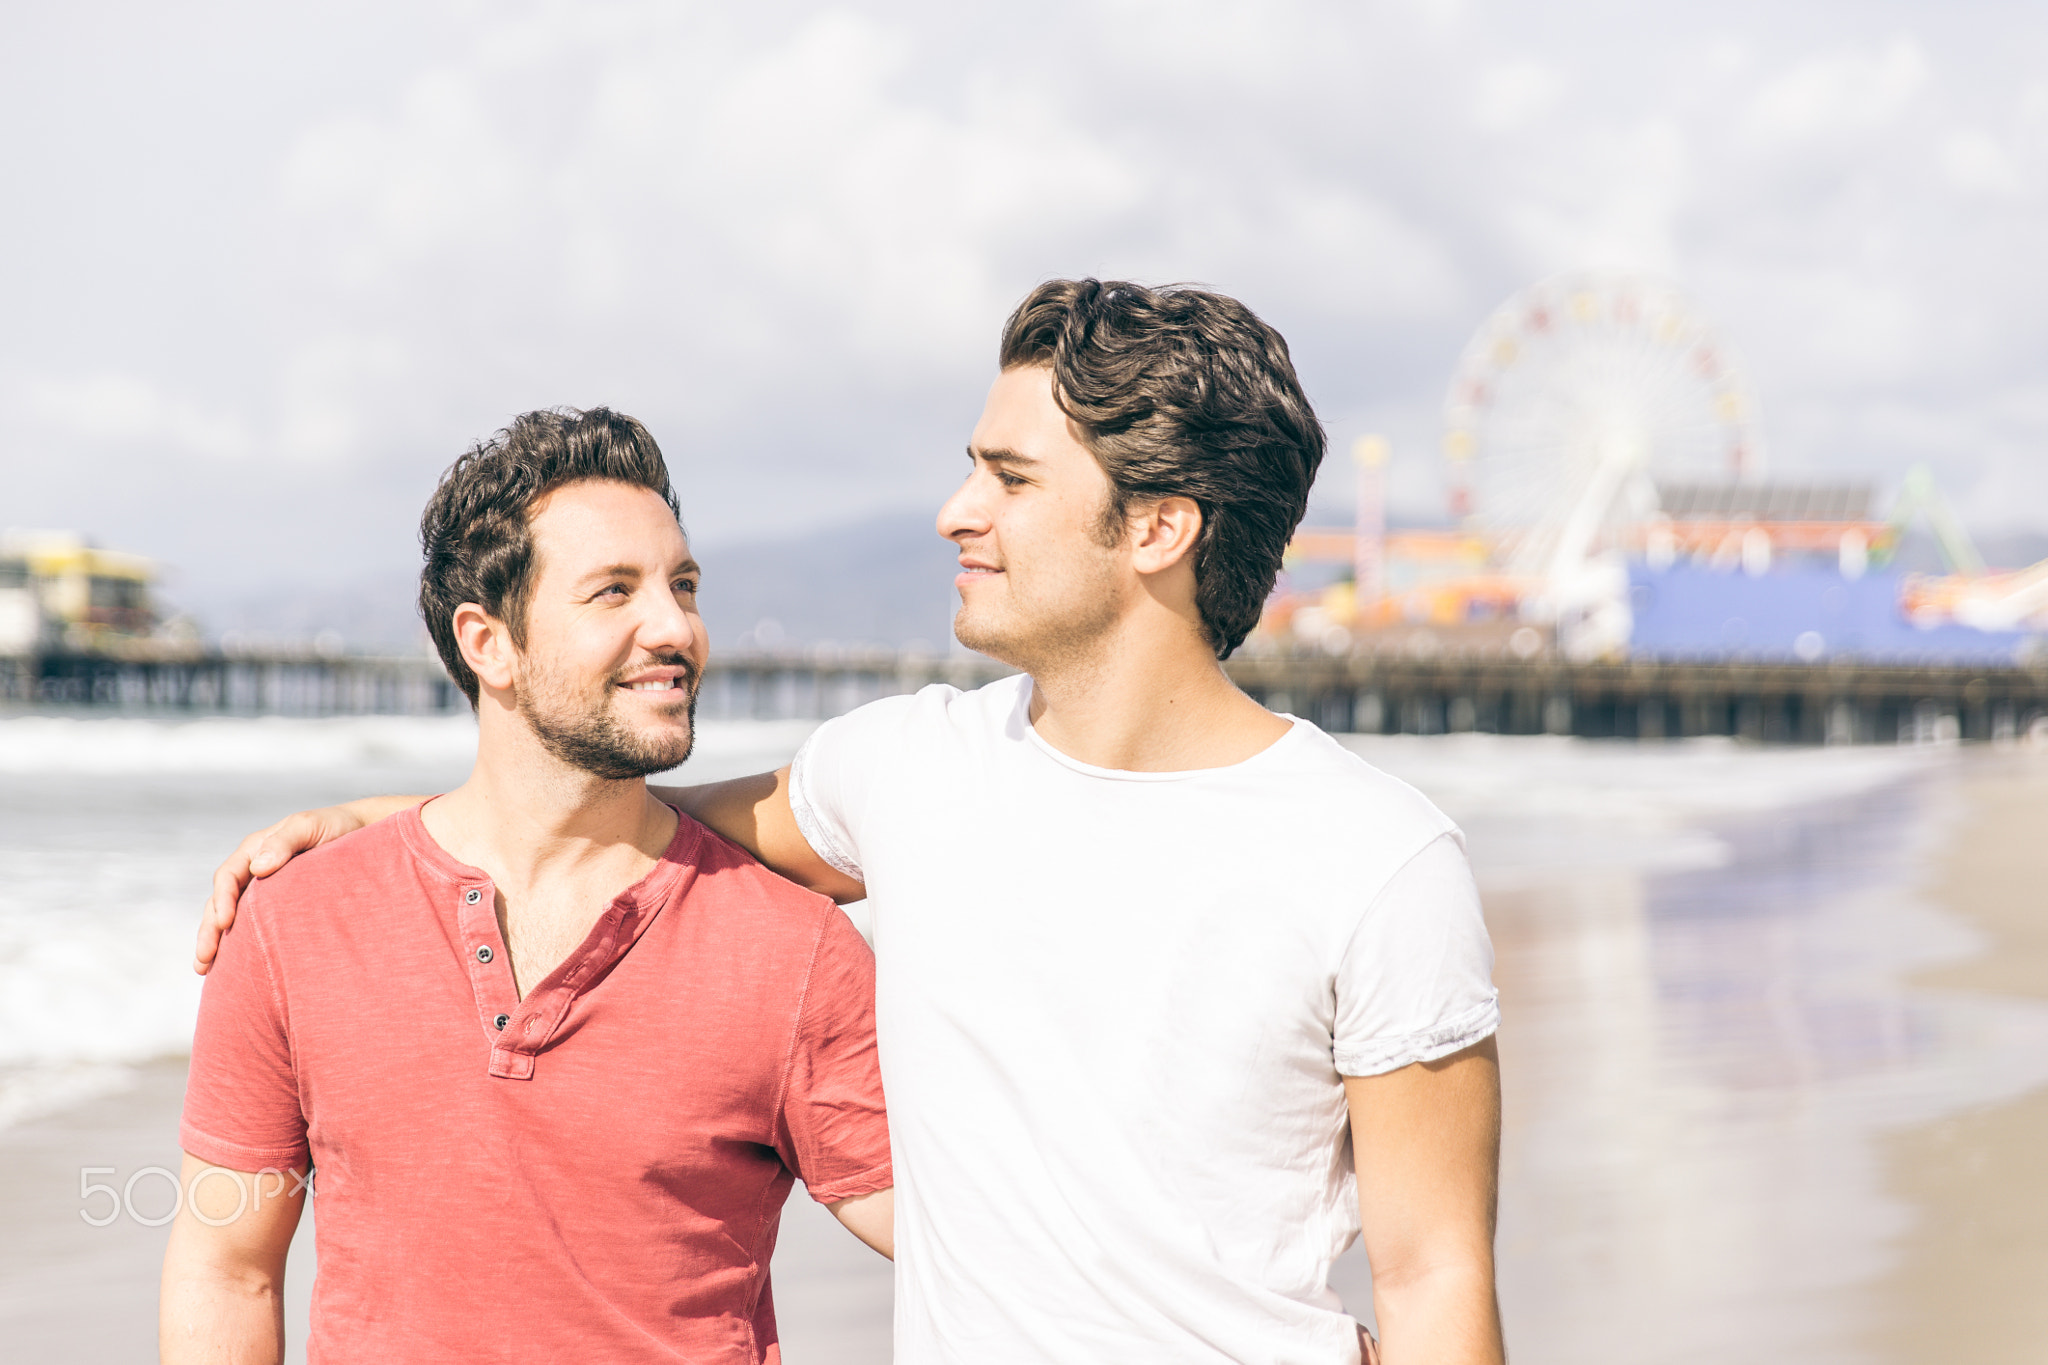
[573,559,701,585]
[577,563,644,583]
[967,444,1041,467]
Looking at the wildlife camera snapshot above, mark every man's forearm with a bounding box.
[653,774,772,857]
[654,769,866,902]
[340,794,424,826]
[826,1186,896,1259]
[159,1262,286,1365]
[1372,1261,1503,1365]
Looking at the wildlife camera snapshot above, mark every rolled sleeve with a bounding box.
[788,723,864,884]
[1333,832,1500,1077]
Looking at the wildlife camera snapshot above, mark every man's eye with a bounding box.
[995,471,1026,488]
[674,580,699,596]
[596,584,629,600]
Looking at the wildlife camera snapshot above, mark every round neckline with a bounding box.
[1015,681,1305,783]
[398,797,697,903]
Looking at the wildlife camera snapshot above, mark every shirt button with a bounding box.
[493,1013,510,1030]
[464,888,483,905]
[476,945,494,963]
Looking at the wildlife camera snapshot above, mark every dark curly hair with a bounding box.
[998,279,1325,657]
[418,407,680,706]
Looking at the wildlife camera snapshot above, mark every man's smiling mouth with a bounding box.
[616,663,696,693]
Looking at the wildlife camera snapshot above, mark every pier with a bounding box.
[704,648,2048,745]
[1224,652,2048,745]
[7,646,2047,744]
[1,650,461,715]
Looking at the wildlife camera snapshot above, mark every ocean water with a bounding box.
[0,717,2012,1128]
[0,713,821,1129]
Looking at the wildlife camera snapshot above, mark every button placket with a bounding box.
[480,888,665,1083]
[455,881,516,1058]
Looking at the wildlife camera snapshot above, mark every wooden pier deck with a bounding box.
[707,648,2048,745]
[0,650,460,715]
[8,646,2046,745]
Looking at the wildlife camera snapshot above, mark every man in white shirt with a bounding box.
[200,279,1504,1363]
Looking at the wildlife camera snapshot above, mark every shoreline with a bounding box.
[1872,751,2048,1362]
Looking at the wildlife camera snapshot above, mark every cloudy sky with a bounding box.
[5,0,2045,634]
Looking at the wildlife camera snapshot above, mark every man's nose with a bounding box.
[637,587,700,656]
[937,476,990,543]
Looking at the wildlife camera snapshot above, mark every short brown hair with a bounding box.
[418,407,680,705]
[998,279,1325,657]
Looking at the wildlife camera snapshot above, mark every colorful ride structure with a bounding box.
[1262,272,2048,664]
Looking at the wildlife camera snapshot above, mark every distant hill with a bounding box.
[695,509,961,649]
[171,513,2048,657]
[173,506,963,654]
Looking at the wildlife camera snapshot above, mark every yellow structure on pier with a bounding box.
[0,531,159,655]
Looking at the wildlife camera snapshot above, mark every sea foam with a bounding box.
[0,713,823,1128]
[0,715,1948,1130]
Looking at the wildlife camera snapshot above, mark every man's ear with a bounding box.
[1128,496,1203,576]
[453,602,518,696]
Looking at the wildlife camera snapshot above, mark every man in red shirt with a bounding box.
[160,408,893,1364]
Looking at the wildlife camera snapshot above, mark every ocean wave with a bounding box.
[1339,733,1948,877]
[0,713,828,1129]
[0,713,823,778]
[0,717,1953,1131]
[0,714,481,775]
[0,1062,140,1130]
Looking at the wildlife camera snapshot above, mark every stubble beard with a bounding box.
[517,654,699,781]
[951,554,1126,679]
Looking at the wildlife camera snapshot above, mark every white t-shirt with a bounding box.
[788,674,1498,1364]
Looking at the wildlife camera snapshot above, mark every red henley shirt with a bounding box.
[181,803,892,1364]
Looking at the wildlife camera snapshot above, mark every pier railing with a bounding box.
[707,647,2048,745]
[1,650,462,715]
[1225,650,2048,745]
[9,645,2047,744]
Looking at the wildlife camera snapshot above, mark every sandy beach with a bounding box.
[1871,754,2048,1363]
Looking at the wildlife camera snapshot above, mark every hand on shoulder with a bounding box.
[194,798,415,974]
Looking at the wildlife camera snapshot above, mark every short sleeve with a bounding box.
[788,695,919,884]
[775,906,893,1203]
[181,896,310,1172]
[1333,832,1500,1077]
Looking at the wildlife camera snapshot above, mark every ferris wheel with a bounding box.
[1441,272,1765,579]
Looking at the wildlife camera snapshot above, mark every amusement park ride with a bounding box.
[1264,272,2048,664]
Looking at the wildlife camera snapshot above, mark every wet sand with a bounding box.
[1468,747,2048,1363]
[1872,754,2048,1363]
[0,1061,253,1361]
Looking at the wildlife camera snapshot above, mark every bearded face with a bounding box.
[498,480,710,783]
[516,648,700,780]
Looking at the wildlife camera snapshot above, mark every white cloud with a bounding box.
[276,335,410,462]
[1941,129,2026,198]
[18,374,253,461]
[1745,37,1928,143]
[1473,59,1564,134]
[13,0,2048,612]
